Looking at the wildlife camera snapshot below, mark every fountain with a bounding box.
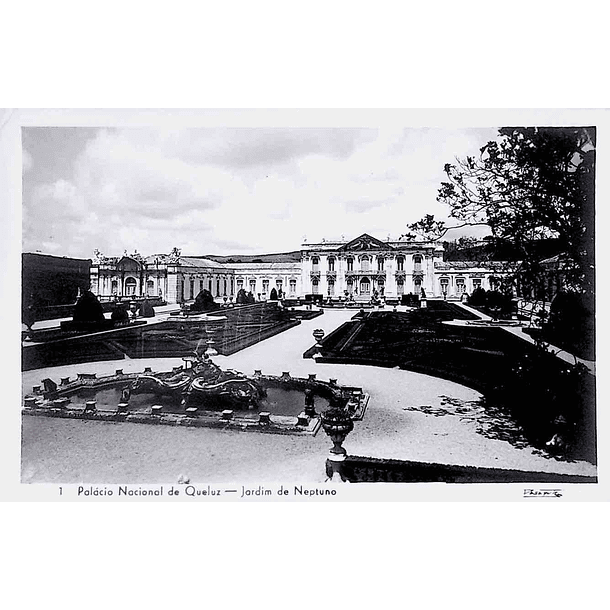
[22,351,370,435]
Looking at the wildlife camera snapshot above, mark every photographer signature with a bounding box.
[523,489,563,498]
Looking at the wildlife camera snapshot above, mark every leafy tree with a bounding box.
[406,127,595,304]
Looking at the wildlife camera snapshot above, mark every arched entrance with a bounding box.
[360,277,370,295]
[124,277,137,296]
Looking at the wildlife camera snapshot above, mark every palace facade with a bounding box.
[89,234,508,304]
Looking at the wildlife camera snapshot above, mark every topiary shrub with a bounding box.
[190,289,217,312]
[468,286,486,306]
[110,303,129,325]
[269,287,278,301]
[485,290,513,319]
[236,288,248,304]
[139,299,155,317]
[73,291,105,323]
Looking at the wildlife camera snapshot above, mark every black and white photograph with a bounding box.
[8,109,602,499]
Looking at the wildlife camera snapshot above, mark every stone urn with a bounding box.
[312,328,325,344]
[321,407,354,482]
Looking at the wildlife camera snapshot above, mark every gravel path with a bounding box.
[21,309,597,483]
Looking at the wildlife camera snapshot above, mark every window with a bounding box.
[111,280,118,295]
[311,257,319,271]
[347,258,354,272]
[346,279,354,294]
[262,280,269,293]
[396,257,404,271]
[472,279,481,291]
[289,280,296,294]
[456,278,465,294]
[147,280,154,296]
[361,256,370,272]
[125,277,137,296]
[312,279,319,294]
[237,280,244,291]
[397,279,404,295]
[328,257,335,272]
[199,280,204,293]
[328,280,335,296]
[414,278,422,291]
[413,255,422,271]
[189,279,195,298]
[440,278,449,294]
[250,280,256,293]
[377,258,384,271]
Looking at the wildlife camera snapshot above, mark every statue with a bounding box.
[42,378,58,398]
[130,351,265,409]
[304,389,316,416]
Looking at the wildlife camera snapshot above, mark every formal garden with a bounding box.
[307,302,596,464]
[22,291,322,371]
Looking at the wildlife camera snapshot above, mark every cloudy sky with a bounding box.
[22,125,499,258]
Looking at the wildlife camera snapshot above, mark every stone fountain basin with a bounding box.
[52,377,335,418]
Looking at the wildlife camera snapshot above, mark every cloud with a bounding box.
[129,127,376,170]
[22,126,499,257]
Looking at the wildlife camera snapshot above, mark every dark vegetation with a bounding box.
[310,303,595,462]
[529,291,595,361]
[23,302,311,371]
[22,253,91,323]
[201,251,302,263]
[190,289,218,312]
[467,288,516,320]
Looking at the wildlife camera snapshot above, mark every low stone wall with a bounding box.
[341,455,597,483]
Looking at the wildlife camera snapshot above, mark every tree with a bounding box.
[269,287,278,301]
[408,127,595,300]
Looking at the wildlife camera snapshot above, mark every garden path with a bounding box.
[21,307,597,483]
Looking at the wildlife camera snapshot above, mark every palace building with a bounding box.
[89,234,508,304]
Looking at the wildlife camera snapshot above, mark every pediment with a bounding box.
[339,234,392,252]
[116,256,143,271]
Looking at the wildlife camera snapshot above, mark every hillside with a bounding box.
[197,250,302,264]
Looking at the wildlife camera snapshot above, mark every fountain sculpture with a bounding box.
[130,351,264,408]
[23,351,370,435]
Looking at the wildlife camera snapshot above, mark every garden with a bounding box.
[308,302,596,463]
